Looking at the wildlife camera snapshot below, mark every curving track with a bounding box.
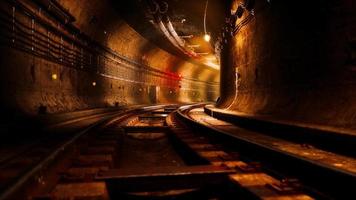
[0,105,169,200]
[0,104,354,199]
[175,104,356,199]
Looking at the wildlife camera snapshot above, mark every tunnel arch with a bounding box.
[0,0,220,116]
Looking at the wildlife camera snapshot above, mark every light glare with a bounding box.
[204,34,211,42]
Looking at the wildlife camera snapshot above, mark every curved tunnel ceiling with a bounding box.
[0,0,223,116]
[112,0,228,69]
[56,0,222,82]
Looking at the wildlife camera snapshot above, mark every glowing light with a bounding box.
[333,163,344,167]
[204,34,211,42]
[51,73,57,80]
[92,81,96,86]
[205,61,219,69]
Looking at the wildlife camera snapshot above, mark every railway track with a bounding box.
[175,104,356,199]
[0,105,169,200]
[0,104,353,199]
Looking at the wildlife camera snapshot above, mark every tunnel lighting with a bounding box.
[203,0,210,42]
[204,34,211,42]
[92,81,96,86]
[180,35,194,39]
[51,73,57,80]
[205,60,220,69]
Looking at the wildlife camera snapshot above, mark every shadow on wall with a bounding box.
[219,0,356,129]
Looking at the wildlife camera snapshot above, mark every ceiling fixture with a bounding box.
[204,34,211,42]
[147,0,198,58]
[203,0,210,42]
[179,35,194,39]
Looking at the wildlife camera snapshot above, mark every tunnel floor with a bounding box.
[0,105,241,200]
[116,114,186,169]
[0,104,354,199]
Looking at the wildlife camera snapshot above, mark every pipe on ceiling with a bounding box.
[165,17,199,58]
[148,0,199,58]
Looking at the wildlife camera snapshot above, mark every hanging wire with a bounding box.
[203,0,209,34]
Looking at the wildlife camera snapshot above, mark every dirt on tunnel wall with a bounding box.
[0,0,219,118]
[219,0,356,129]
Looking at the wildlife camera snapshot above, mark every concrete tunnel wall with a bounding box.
[219,0,356,129]
[0,0,219,117]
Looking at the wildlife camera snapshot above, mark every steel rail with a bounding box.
[0,105,168,200]
[176,104,356,199]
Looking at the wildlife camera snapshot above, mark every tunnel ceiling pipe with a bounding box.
[203,0,210,39]
[148,0,184,52]
[180,35,194,39]
[155,15,186,53]
[158,1,169,14]
[165,17,199,58]
[234,5,244,18]
[148,0,200,59]
[166,17,185,47]
[34,0,75,24]
[147,0,159,14]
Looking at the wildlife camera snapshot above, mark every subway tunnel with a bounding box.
[0,0,355,199]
